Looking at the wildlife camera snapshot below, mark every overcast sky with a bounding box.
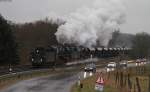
[0,0,150,34]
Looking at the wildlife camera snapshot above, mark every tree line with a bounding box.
[0,15,19,65]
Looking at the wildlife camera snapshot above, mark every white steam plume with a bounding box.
[55,0,126,48]
[47,12,66,25]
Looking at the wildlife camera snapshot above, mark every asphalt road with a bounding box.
[1,71,86,92]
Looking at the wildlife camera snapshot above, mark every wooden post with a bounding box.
[120,72,123,87]
[136,77,141,92]
[124,74,127,87]
[107,72,110,80]
[128,74,132,92]
[148,75,150,92]
[134,83,136,92]
[115,71,119,84]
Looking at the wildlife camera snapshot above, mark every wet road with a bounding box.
[2,61,146,92]
[1,72,85,92]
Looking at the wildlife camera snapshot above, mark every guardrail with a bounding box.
[0,69,50,80]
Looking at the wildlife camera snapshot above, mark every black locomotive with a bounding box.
[30,45,130,67]
[30,47,47,66]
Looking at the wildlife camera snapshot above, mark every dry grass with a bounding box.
[71,64,150,92]
[71,73,118,92]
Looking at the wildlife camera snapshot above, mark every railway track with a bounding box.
[0,68,50,79]
[0,65,47,76]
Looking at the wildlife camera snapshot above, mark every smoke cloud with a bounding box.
[55,0,126,47]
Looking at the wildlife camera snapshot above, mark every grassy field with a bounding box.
[124,64,150,92]
[71,63,150,92]
[71,73,118,92]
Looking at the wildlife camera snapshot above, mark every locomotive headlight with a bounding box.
[40,58,43,62]
[89,68,93,70]
[31,58,34,61]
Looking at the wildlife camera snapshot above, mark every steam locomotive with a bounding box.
[30,45,130,67]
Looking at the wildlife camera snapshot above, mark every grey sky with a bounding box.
[0,0,150,34]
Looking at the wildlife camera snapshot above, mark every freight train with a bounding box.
[30,45,130,67]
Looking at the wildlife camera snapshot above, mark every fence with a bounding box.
[107,65,150,92]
